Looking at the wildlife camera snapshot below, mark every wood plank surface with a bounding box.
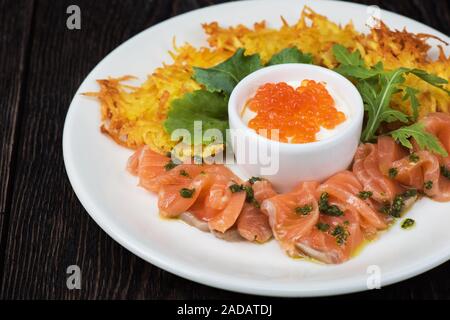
[0,0,35,289]
[0,0,449,299]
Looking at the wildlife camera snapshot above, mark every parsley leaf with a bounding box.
[164,90,229,144]
[332,44,365,67]
[193,48,262,95]
[390,122,448,156]
[267,47,313,65]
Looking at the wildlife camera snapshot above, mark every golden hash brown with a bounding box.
[88,7,450,153]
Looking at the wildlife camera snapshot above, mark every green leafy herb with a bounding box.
[180,188,195,198]
[228,183,259,207]
[242,185,259,207]
[193,48,262,95]
[389,195,405,218]
[267,47,313,66]
[424,180,433,190]
[441,165,450,179]
[403,189,418,199]
[295,204,313,215]
[331,44,450,147]
[390,123,448,157]
[409,152,420,163]
[331,225,349,246]
[316,222,330,232]
[358,190,373,200]
[388,167,398,179]
[318,192,344,216]
[164,90,229,145]
[164,160,179,171]
[382,189,417,217]
[179,170,190,177]
[229,183,243,193]
[402,87,420,121]
[248,176,262,184]
[332,44,365,68]
[401,218,415,229]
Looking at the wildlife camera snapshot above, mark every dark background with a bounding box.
[0,0,449,299]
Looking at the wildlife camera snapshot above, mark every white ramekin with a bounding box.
[228,63,364,193]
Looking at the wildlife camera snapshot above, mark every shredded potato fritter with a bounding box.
[87,7,450,153]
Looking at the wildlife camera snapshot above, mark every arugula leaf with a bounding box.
[402,87,420,121]
[164,90,229,144]
[361,68,410,141]
[267,47,313,65]
[192,48,262,95]
[332,44,450,148]
[408,69,450,95]
[390,123,448,156]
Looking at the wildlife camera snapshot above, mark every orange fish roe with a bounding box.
[246,80,346,143]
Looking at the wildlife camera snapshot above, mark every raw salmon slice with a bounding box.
[261,181,320,257]
[237,180,276,243]
[353,141,403,203]
[317,171,388,232]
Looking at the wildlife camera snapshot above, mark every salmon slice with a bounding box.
[353,142,403,203]
[261,181,320,257]
[236,180,276,243]
[317,171,388,232]
[127,146,145,176]
[141,164,205,193]
[377,136,408,175]
[421,113,450,161]
[158,173,211,218]
[296,218,363,264]
[184,166,246,233]
[208,189,247,233]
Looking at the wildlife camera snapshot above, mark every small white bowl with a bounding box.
[228,63,364,193]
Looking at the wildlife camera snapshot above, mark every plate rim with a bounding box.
[63,0,450,297]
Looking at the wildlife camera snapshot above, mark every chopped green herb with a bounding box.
[165,152,172,158]
[318,192,344,216]
[382,189,417,218]
[358,191,373,200]
[179,188,195,198]
[401,218,415,229]
[402,189,418,199]
[343,220,350,226]
[388,167,398,178]
[295,204,313,215]
[389,195,405,218]
[409,153,420,163]
[332,225,349,245]
[379,204,391,215]
[229,184,243,193]
[424,180,433,190]
[316,222,330,232]
[179,170,190,177]
[164,160,179,171]
[242,185,254,201]
[441,165,450,179]
[248,176,262,184]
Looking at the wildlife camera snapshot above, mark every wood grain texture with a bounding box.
[0,0,35,289]
[0,0,449,300]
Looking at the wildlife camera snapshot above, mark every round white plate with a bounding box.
[63,0,450,297]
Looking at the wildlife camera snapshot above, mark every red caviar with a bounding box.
[245,80,346,143]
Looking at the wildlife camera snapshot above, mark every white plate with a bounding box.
[63,0,450,297]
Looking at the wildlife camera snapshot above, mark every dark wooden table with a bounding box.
[0,0,449,300]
